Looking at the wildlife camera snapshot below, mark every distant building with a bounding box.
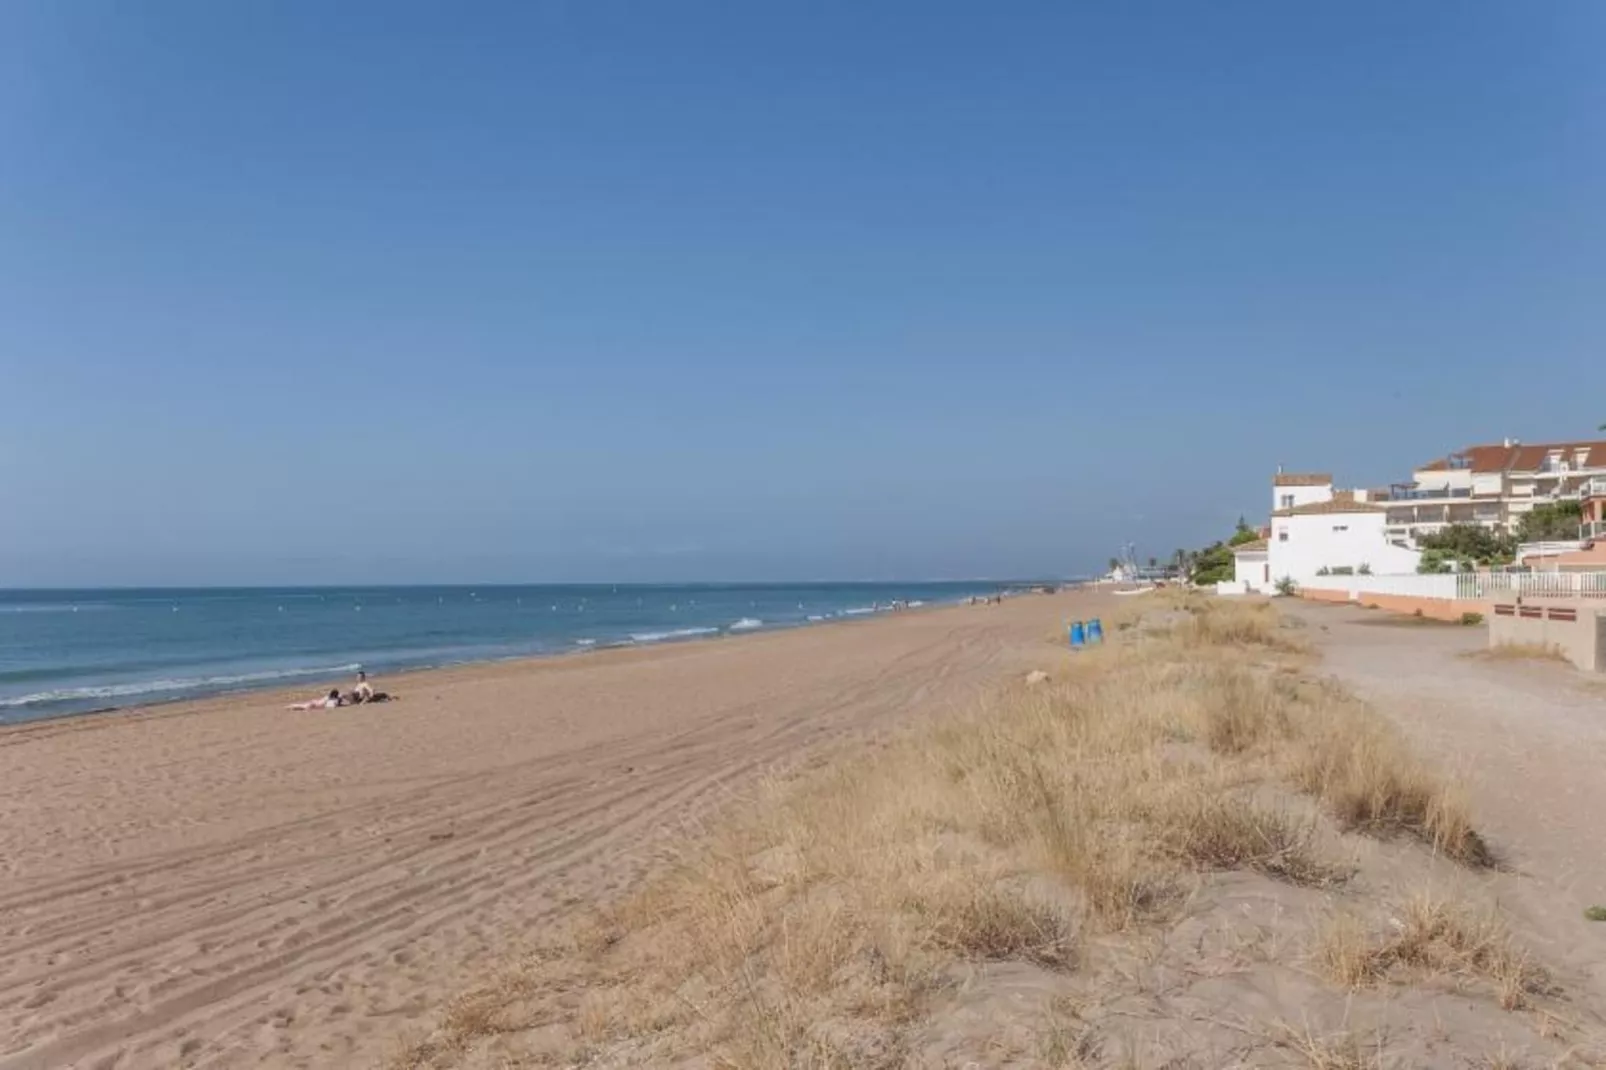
[1381,438,1606,540]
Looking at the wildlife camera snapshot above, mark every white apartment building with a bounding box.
[1382,439,1606,540]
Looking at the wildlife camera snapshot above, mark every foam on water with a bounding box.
[0,663,363,709]
[628,626,720,644]
[728,618,763,631]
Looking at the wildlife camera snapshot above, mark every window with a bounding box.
[1277,530,1288,542]
[1279,494,1294,509]
[1332,524,1348,532]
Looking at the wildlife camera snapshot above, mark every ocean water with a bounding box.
[0,583,1011,723]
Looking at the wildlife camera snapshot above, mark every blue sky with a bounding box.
[3,2,1603,585]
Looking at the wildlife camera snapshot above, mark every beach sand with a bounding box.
[0,592,1103,1069]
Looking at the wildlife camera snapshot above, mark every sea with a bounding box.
[0,582,1016,723]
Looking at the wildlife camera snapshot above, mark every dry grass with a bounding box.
[1316,892,1550,1009]
[388,597,1499,1069]
[1173,597,1310,653]
[1273,1021,1388,1070]
[1478,641,1570,663]
[1290,704,1492,866]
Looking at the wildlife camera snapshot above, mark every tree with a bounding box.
[1417,523,1514,565]
[1516,501,1583,543]
[1107,557,1121,574]
[1147,555,1158,568]
[1417,549,1455,574]
[1188,541,1235,586]
[1228,525,1260,547]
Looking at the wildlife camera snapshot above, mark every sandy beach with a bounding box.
[0,592,1101,1069]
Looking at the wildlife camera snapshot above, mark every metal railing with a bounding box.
[1380,487,1472,502]
[1460,571,1606,600]
[1294,571,1606,602]
[1582,520,1606,540]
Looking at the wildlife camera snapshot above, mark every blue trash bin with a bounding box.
[1087,618,1104,643]
[1069,621,1086,648]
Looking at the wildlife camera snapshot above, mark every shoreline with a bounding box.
[0,583,1058,728]
[0,589,1060,739]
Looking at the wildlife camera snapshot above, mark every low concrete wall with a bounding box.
[1358,594,1489,622]
[1489,601,1606,672]
[1294,587,1487,622]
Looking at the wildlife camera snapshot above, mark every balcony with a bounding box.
[1587,478,1606,499]
[1381,486,1472,502]
[1583,520,1606,541]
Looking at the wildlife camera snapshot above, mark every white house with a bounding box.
[1217,470,1421,594]
[1268,497,1420,582]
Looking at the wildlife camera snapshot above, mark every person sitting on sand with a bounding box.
[288,689,344,711]
[345,671,394,705]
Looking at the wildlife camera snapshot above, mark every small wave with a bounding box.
[0,663,363,709]
[908,600,926,607]
[574,638,597,646]
[840,606,876,616]
[628,627,719,644]
[0,603,114,614]
[807,614,826,622]
[728,618,763,631]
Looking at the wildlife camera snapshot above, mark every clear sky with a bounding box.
[3,2,1603,586]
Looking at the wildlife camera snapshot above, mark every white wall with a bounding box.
[1268,512,1420,582]
[1299,572,1460,600]
[1233,551,1269,593]
[1271,482,1332,514]
[1412,468,1473,492]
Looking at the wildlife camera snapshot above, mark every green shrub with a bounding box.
[1274,576,1298,597]
[1460,612,1484,626]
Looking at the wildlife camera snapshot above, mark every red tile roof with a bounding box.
[1272,472,1333,487]
[1417,440,1606,475]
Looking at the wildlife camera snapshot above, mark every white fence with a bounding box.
[1464,571,1606,600]
[1296,571,1606,602]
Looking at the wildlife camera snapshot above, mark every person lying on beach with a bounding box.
[288,689,344,711]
